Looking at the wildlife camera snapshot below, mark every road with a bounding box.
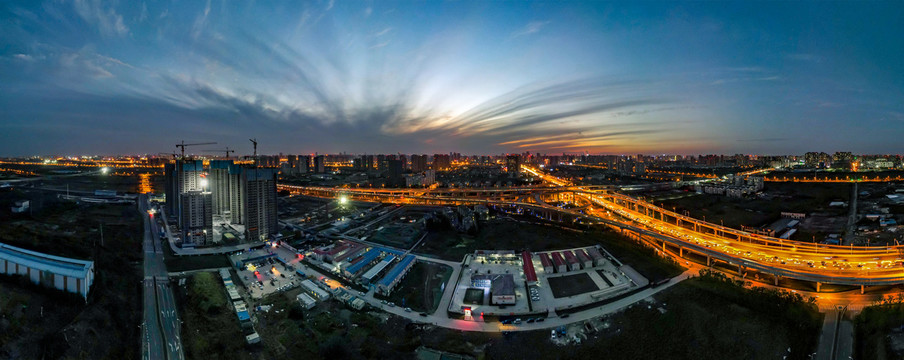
[139,195,184,360]
[158,207,261,256]
[844,182,858,245]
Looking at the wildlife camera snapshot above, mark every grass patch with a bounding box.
[177,272,251,360]
[854,296,904,360]
[0,202,143,359]
[472,269,823,360]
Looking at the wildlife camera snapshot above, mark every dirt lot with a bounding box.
[376,261,454,313]
[547,273,599,298]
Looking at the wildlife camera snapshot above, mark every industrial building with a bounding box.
[0,243,95,300]
[471,274,515,305]
[296,293,317,310]
[376,255,416,295]
[539,253,554,274]
[587,247,606,267]
[343,248,382,278]
[521,251,538,284]
[563,250,580,271]
[575,249,593,269]
[551,252,567,273]
[300,279,331,300]
[361,256,395,284]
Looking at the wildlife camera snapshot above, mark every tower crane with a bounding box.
[175,140,217,159]
[249,138,258,157]
[249,138,258,167]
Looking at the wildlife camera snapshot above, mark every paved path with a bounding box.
[844,183,858,245]
[139,195,184,360]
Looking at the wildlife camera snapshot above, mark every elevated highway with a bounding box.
[278,165,904,290]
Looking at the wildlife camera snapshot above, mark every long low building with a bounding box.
[0,243,95,300]
[343,248,382,278]
[362,256,395,284]
[539,253,554,273]
[563,250,580,271]
[521,251,538,284]
[551,252,567,273]
[587,247,606,267]
[575,249,593,269]
[377,255,416,295]
[300,279,331,300]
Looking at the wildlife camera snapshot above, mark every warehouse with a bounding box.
[551,252,567,273]
[539,253,554,274]
[0,242,95,300]
[296,293,317,310]
[376,255,416,295]
[300,279,331,300]
[563,250,581,271]
[575,249,593,269]
[361,255,395,284]
[586,247,606,267]
[521,251,538,284]
[471,274,515,305]
[343,248,382,278]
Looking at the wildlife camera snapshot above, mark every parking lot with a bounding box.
[230,247,321,299]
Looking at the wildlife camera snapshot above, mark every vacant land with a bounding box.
[854,296,904,360]
[416,212,684,283]
[377,261,454,313]
[175,272,252,360]
[0,201,143,359]
[659,182,851,230]
[594,229,685,282]
[255,292,420,359]
[420,269,821,360]
[417,217,599,261]
[547,273,599,298]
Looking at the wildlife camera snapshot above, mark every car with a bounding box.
[419,312,428,317]
[358,291,366,296]
[501,319,511,324]
[550,330,557,339]
[536,318,545,322]
[387,302,395,307]
[280,274,286,278]
[526,318,535,323]
[560,314,570,318]
[404,307,412,312]
[513,318,522,324]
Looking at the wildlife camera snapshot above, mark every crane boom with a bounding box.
[201,147,236,159]
[176,140,217,159]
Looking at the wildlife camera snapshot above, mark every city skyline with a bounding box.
[2,1,904,156]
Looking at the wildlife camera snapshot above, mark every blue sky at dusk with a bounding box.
[1,1,902,156]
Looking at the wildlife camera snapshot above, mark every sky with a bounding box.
[1,1,903,157]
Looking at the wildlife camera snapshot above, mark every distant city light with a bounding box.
[339,195,348,205]
[101,167,109,174]
[200,179,209,188]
